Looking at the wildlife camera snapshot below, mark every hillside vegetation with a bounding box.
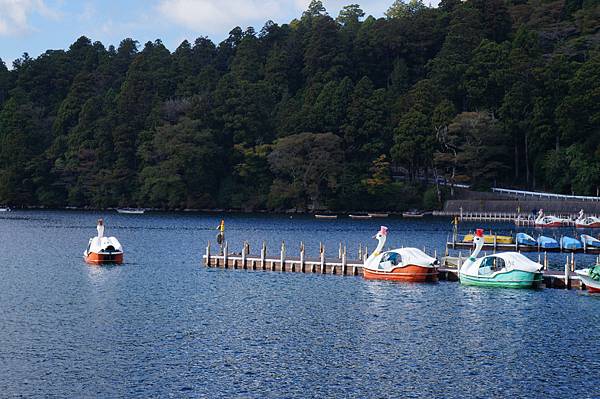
[1,0,599,211]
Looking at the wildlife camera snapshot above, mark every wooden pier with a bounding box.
[203,241,589,290]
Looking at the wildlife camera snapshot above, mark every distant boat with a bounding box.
[402,210,424,218]
[535,209,569,227]
[116,208,145,214]
[315,214,338,220]
[516,233,536,247]
[561,236,583,250]
[349,214,372,220]
[368,213,389,218]
[575,210,600,228]
[537,236,559,249]
[0,207,11,212]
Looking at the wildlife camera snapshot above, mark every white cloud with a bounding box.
[156,0,309,33]
[0,0,61,36]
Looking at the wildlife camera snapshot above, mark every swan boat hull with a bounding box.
[363,265,438,282]
[459,270,542,288]
[84,251,123,265]
[575,269,600,293]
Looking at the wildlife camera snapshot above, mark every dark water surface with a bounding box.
[1,211,598,398]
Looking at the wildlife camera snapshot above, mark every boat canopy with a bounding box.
[461,252,542,277]
[537,236,559,248]
[516,233,536,246]
[560,236,582,249]
[87,236,123,254]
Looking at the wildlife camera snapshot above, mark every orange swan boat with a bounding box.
[363,226,438,282]
[84,219,124,265]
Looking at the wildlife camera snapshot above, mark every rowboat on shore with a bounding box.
[368,213,389,218]
[315,214,338,220]
[349,214,372,220]
[116,208,145,214]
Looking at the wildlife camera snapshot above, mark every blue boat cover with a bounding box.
[561,236,583,250]
[516,233,536,246]
[537,236,559,249]
[581,235,600,248]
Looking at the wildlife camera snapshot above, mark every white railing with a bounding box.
[492,188,600,202]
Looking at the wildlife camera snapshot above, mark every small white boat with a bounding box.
[315,214,338,220]
[116,208,145,214]
[349,214,372,220]
[575,266,600,293]
[368,213,389,218]
[0,207,10,212]
[402,210,425,218]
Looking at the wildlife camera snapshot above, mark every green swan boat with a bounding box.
[459,229,543,288]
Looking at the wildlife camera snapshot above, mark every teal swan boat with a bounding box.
[460,230,543,288]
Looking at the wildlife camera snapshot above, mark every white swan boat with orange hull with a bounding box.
[575,210,600,228]
[363,226,438,282]
[84,219,123,265]
[535,209,569,227]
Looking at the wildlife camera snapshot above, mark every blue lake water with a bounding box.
[1,211,598,398]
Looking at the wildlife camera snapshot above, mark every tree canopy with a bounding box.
[1,0,599,211]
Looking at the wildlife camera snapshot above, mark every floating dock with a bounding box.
[203,242,588,291]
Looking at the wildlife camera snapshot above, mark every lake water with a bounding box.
[1,211,598,398]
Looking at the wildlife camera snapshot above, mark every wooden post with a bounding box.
[564,256,570,288]
[280,241,286,271]
[300,242,305,273]
[205,241,211,266]
[544,252,548,271]
[223,241,229,268]
[261,241,266,270]
[342,246,347,275]
[320,245,325,274]
[571,252,575,272]
[241,241,247,269]
[358,243,363,261]
[494,235,497,252]
[364,245,368,260]
[338,242,343,260]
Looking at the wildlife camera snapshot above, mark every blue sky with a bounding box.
[0,0,439,68]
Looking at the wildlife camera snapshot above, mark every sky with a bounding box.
[0,0,441,68]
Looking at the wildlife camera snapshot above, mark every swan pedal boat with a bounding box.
[84,236,124,265]
[575,266,600,293]
[460,230,543,288]
[575,210,600,228]
[534,209,569,228]
[363,226,438,282]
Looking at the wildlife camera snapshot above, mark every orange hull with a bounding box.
[363,264,438,282]
[85,252,123,265]
[588,285,600,294]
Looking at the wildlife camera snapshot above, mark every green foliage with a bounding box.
[0,0,599,210]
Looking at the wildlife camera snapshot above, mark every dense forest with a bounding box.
[1,0,599,211]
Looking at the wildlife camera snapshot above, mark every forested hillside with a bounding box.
[1,0,599,211]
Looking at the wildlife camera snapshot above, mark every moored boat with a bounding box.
[575,209,600,228]
[349,214,372,220]
[117,208,145,214]
[535,209,569,227]
[363,226,438,282]
[459,229,543,288]
[537,235,559,249]
[580,234,600,248]
[402,210,424,218]
[84,219,124,265]
[560,236,583,250]
[575,265,600,293]
[463,233,514,244]
[315,214,338,220]
[0,206,11,212]
[368,213,389,218]
[516,233,536,247]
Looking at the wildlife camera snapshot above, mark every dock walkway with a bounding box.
[203,242,586,290]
